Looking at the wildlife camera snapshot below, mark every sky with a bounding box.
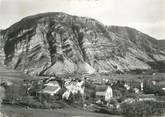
[0,0,165,39]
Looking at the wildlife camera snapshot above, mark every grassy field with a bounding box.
[1,104,165,117]
[1,104,121,117]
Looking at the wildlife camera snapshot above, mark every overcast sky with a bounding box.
[0,0,165,39]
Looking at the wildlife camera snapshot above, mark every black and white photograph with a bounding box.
[0,0,165,117]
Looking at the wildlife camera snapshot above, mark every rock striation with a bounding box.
[0,12,165,76]
[158,40,165,51]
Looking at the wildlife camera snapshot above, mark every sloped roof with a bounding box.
[46,86,58,91]
[41,86,60,93]
[45,81,59,87]
[96,91,105,96]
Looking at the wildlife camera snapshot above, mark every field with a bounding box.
[1,104,121,117]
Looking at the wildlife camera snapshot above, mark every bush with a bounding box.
[4,84,22,104]
[121,100,165,117]
[18,96,43,108]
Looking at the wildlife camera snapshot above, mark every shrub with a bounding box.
[19,96,43,108]
[121,100,165,117]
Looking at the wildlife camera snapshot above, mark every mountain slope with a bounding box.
[0,12,165,76]
[158,40,165,51]
[0,30,5,64]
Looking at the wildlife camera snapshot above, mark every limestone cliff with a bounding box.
[0,12,165,76]
[0,30,5,64]
[158,40,165,51]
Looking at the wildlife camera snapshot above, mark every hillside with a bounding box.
[0,30,5,64]
[158,40,165,51]
[0,12,165,76]
[0,62,32,83]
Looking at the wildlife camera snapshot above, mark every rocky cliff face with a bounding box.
[0,12,165,76]
[158,40,165,51]
[0,30,5,64]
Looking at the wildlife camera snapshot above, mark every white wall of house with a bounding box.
[105,86,113,102]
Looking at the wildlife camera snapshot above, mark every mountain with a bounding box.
[0,62,32,82]
[158,40,165,51]
[0,29,5,64]
[0,12,165,76]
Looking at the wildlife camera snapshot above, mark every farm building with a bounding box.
[95,85,113,103]
[38,81,66,96]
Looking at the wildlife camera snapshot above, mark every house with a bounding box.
[95,91,105,104]
[63,80,85,101]
[138,94,156,101]
[95,86,113,103]
[134,88,140,94]
[105,86,113,102]
[124,83,130,90]
[64,80,85,94]
[62,90,71,100]
[96,91,105,98]
[38,81,61,96]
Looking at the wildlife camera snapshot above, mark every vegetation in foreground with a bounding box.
[121,100,165,117]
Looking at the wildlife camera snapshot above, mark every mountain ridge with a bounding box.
[0,12,165,76]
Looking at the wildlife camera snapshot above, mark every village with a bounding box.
[1,72,165,116]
